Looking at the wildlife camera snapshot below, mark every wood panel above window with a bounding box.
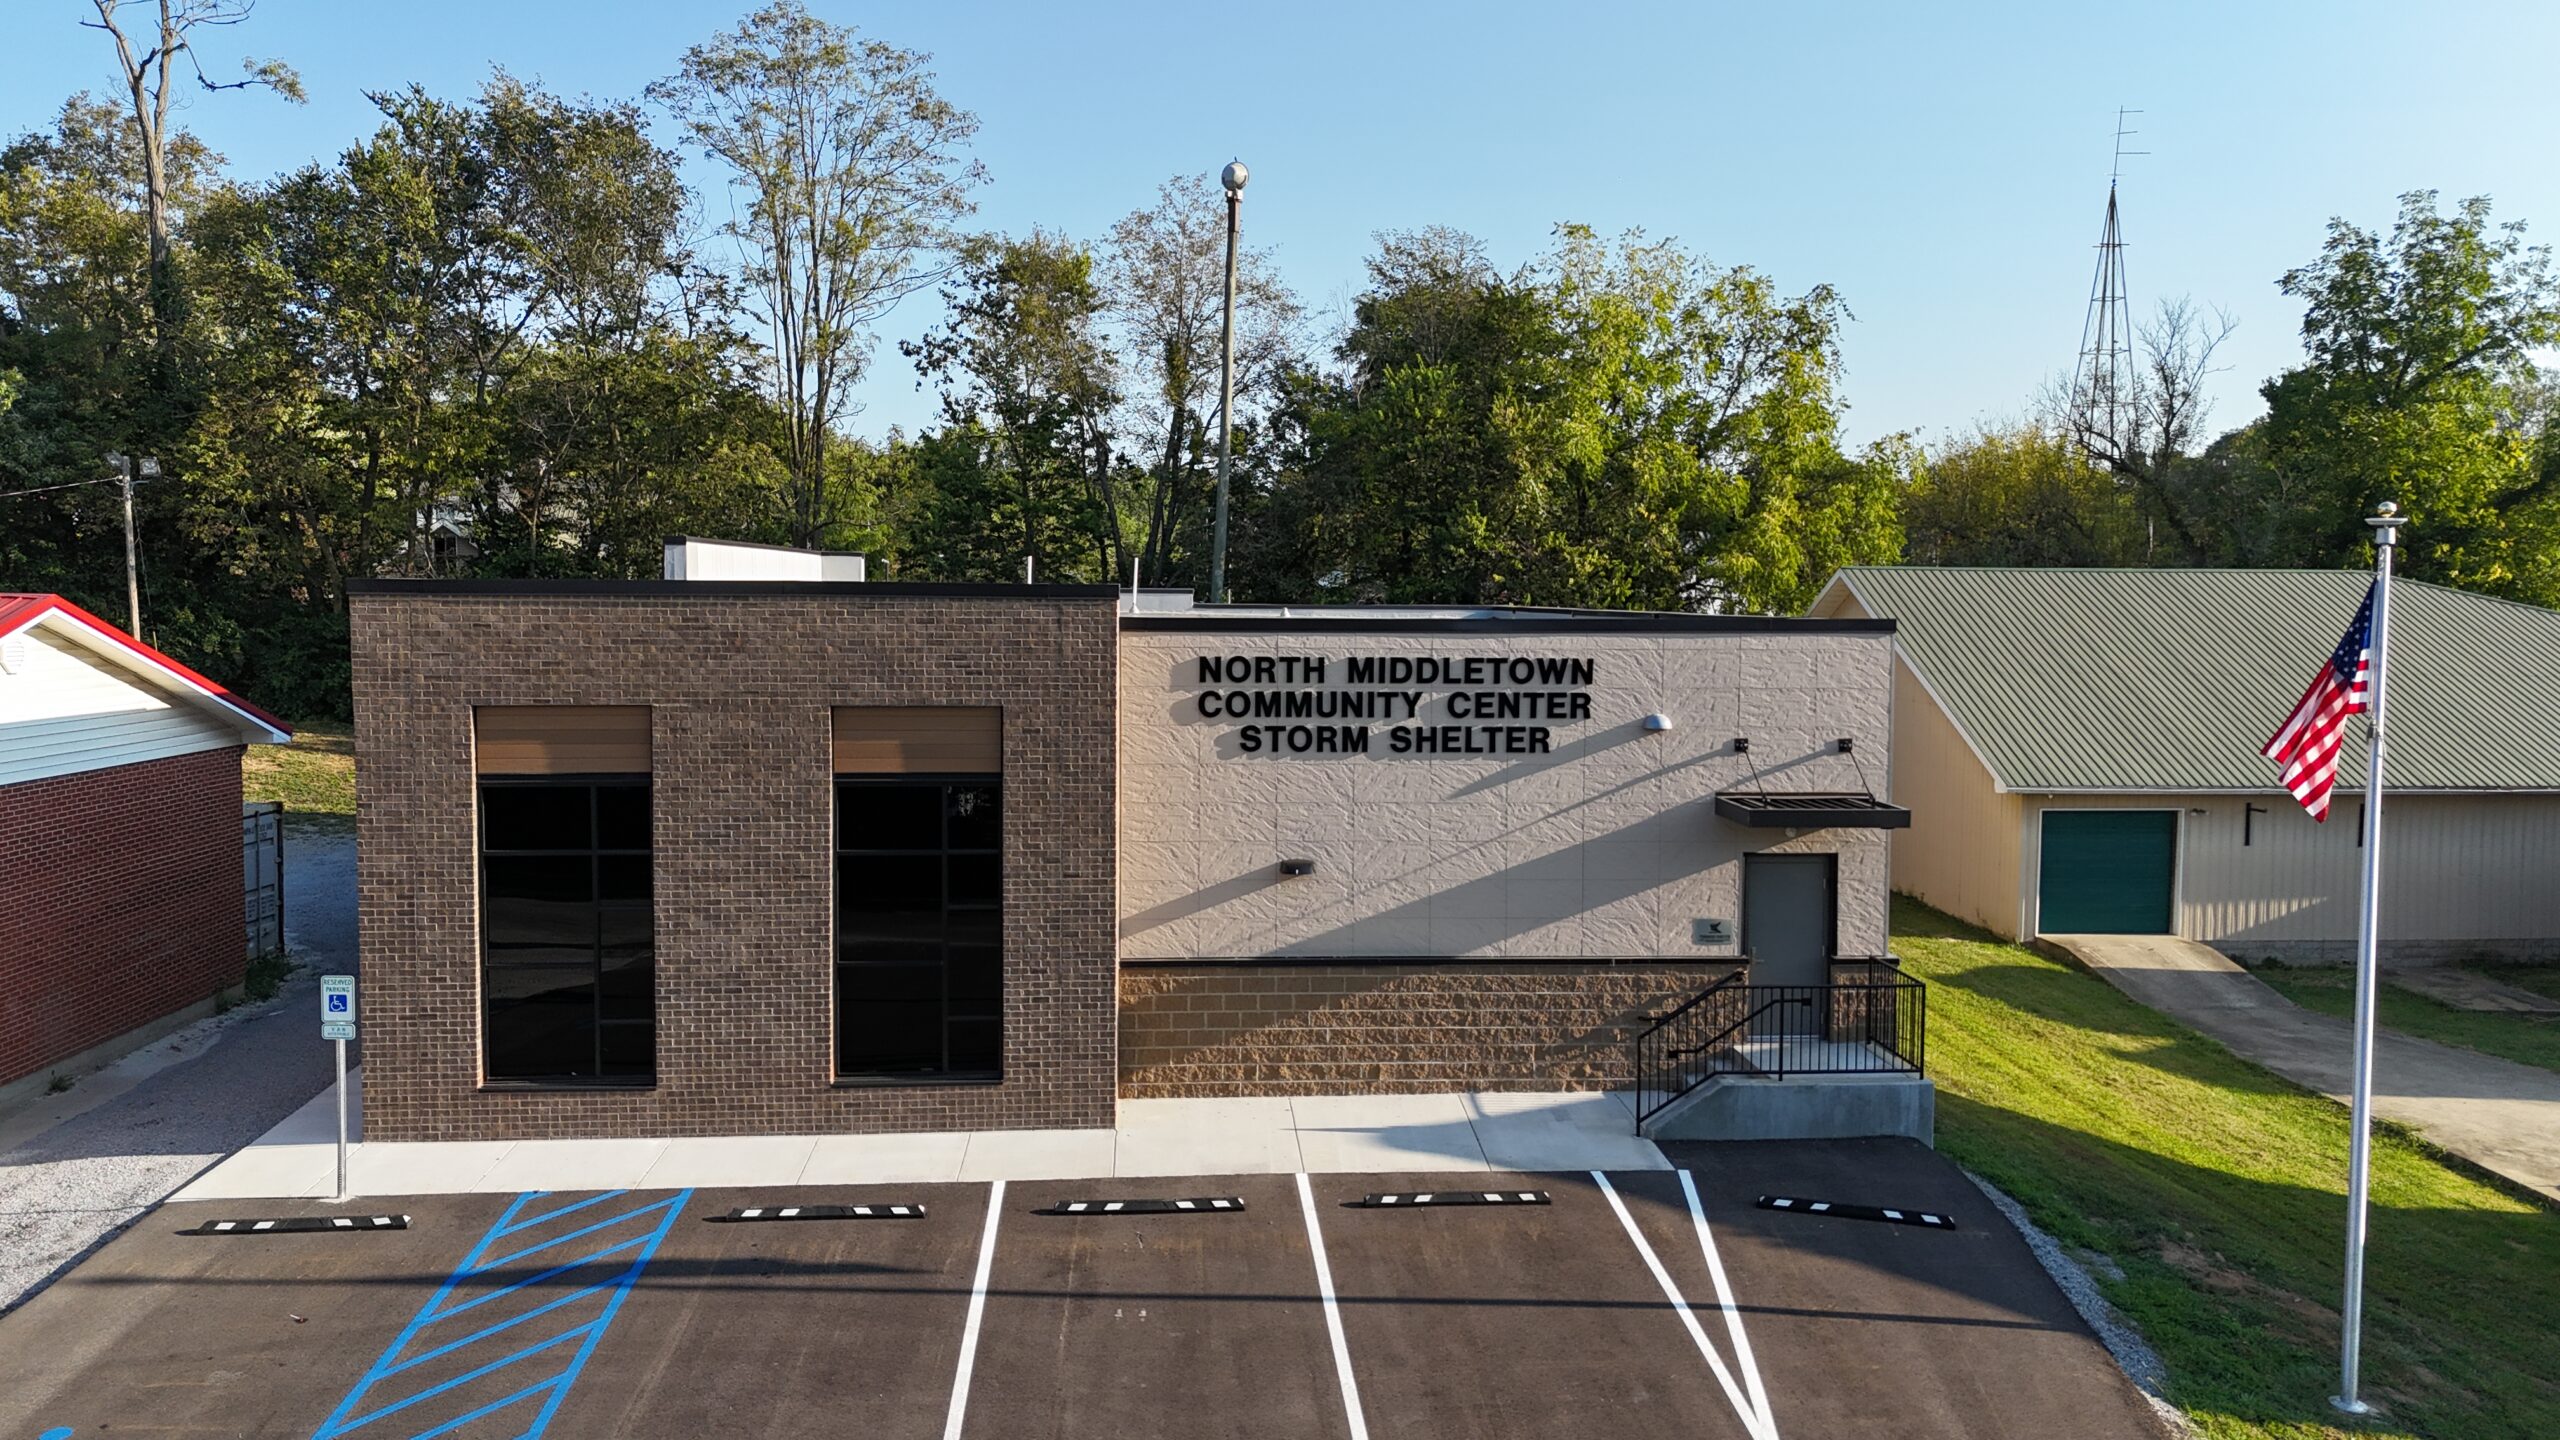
[833,706,1002,775]
[475,706,652,776]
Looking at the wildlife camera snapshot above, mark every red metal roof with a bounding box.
[0,593,293,740]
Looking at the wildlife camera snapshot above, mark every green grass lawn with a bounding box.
[242,719,354,824]
[2256,968,2560,1077]
[1894,896,2559,1440]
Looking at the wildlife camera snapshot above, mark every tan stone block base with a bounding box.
[1117,962,1737,1098]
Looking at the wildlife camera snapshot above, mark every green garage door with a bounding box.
[2038,810,2177,933]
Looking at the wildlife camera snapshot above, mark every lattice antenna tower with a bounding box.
[2071,110,2146,460]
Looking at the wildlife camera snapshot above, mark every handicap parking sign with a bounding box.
[321,975,357,1040]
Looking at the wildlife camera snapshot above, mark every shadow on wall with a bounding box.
[1123,733,1857,959]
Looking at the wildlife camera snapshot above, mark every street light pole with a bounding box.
[1208,159,1248,605]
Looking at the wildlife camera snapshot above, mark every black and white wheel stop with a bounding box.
[184,1215,410,1235]
[1033,1196,1245,1216]
[706,1203,925,1222]
[1350,1189,1551,1209]
[1755,1195,1956,1229]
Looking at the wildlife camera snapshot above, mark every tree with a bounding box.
[0,97,222,610]
[158,79,787,710]
[902,232,1121,581]
[653,1,984,547]
[466,77,781,574]
[80,0,300,363]
[2052,297,2238,562]
[1261,226,1902,613]
[1097,173,1300,587]
[1904,423,2142,566]
[2258,191,2560,599]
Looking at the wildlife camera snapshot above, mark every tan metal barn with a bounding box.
[1810,567,2560,965]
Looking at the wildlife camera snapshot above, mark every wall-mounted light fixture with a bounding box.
[1837,737,1855,754]
[1733,736,1750,754]
[1278,858,1316,878]
[1642,713,1674,733]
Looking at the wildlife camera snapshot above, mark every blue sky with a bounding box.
[6,0,2555,448]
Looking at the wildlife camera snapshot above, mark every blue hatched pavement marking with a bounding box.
[421,1231,656,1328]
[309,1189,691,1440]
[462,1201,683,1281]
[489,1191,629,1241]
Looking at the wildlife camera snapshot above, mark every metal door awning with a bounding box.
[1714,791,1911,829]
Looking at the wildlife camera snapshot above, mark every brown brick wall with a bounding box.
[0,747,245,1086]
[1116,962,1739,1096]
[349,587,1119,1141]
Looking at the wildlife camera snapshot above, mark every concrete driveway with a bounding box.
[2043,933,2560,1203]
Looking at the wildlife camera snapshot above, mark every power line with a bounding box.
[0,472,153,502]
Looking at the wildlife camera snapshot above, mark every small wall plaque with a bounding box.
[1692,917,1735,946]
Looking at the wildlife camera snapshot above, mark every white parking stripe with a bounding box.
[941,1179,1006,1440]
[1593,1171,1772,1440]
[1296,1172,1370,1440]
[1681,1169,1778,1439]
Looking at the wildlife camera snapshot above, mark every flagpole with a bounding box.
[2334,499,2405,1417]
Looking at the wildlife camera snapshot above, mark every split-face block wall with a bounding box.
[1114,619,1896,1096]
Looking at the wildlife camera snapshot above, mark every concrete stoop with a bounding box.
[1640,1071,1936,1145]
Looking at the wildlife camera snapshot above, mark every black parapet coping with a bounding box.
[1756,1195,1957,1229]
[345,578,1122,600]
[1123,613,1894,635]
[1714,791,1915,829]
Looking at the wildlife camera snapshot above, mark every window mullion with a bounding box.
[941,783,956,1076]
[591,784,605,1081]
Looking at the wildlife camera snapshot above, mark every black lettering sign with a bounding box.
[1188,655,1595,759]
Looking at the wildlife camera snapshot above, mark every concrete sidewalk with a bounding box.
[172,1076,1669,1201]
[2043,933,2560,1204]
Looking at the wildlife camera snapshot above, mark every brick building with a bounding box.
[347,556,1906,1141]
[0,594,292,1100]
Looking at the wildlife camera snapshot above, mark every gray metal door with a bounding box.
[1745,853,1835,1007]
[243,801,284,960]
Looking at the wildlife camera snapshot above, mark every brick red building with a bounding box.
[0,595,292,1097]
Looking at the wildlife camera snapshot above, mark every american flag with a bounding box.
[2263,582,2376,821]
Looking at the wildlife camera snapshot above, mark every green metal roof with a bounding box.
[1821,567,2560,794]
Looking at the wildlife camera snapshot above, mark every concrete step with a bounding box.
[1640,1070,1935,1145]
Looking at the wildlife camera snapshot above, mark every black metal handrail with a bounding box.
[1631,962,1926,1130]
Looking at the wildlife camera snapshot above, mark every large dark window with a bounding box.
[835,778,1001,1080]
[479,778,655,1084]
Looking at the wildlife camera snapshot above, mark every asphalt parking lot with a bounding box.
[0,1139,2168,1440]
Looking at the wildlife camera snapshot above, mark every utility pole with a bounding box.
[104,451,156,638]
[1208,159,1248,605]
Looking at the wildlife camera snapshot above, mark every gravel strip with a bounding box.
[1967,1168,2197,1439]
